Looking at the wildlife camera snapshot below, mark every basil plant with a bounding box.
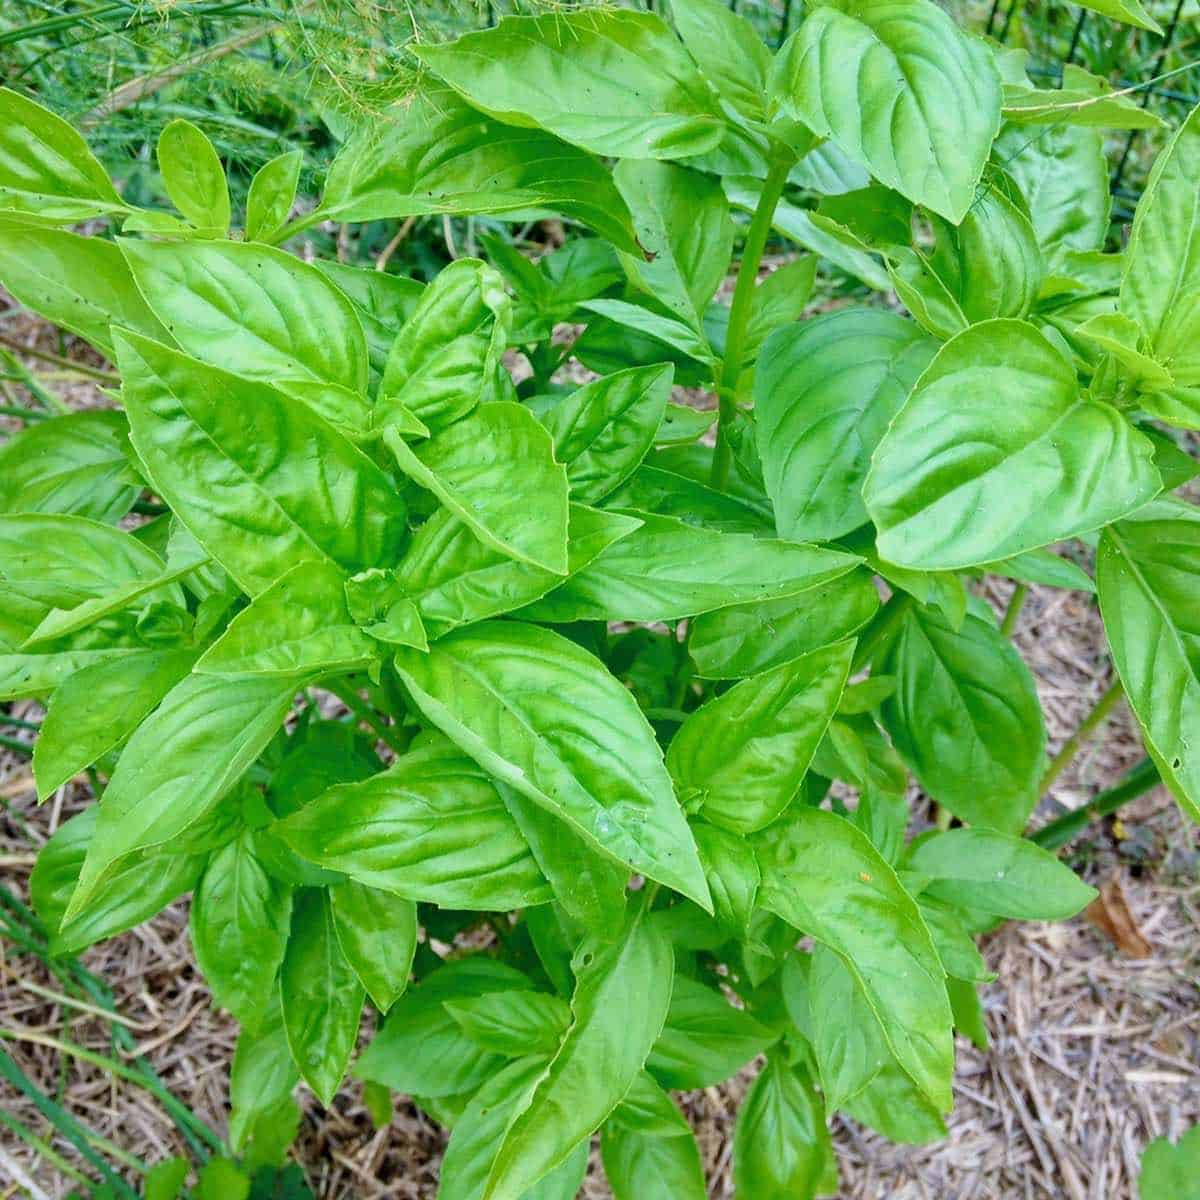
[2,0,1198,1194]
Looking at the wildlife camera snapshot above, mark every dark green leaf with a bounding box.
[865,319,1160,569]
[330,881,417,1012]
[755,807,953,1110]
[275,740,551,909]
[280,889,364,1105]
[542,365,673,504]
[191,831,293,1029]
[1098,498,1200,822]
[115,330,407,597]
[668,642,853,833]
[395,621,709,908]
[65,672,305,920]
[414,12,726,161]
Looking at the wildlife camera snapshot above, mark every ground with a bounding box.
[1,317,1198,1200]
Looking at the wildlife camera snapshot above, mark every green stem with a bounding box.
[268,207,327,246]
[1000,582,1028,637]
[0,336,117,383]
[328,681,408,756]
[1040,678,1125,793]
[1032,757,1159,851]
[0,732,32,755]
[0,349,67,414]
[709,154,792,490]
[0,404,47,420]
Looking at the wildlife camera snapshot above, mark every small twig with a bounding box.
[0,336,117,383]
[376,215,418,272]
[82,20,284,126]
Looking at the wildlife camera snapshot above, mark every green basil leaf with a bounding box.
[445,990,571,1058]
[312,260,424,387]
[669,642,853,834]
[772,0,1001,222]
[908,828,1096,919]
[394,621,709,909]
[755,807,953,1110]
[499,784,629,940]
[65,672,305,921]
[414,11,725,161]
[31,807,204,956]
[280,888,363,1105]
[275,740,551,909]
[1097,498,1200,822]
[197,561,378,678]
[604,464,771,535]
[656,403,716,448]
[742,256,818,362]
[757,309,935,543]
[191,831,293,1029]
[228,998,299,1152]
[157,119,230,234]
[482,906,674,1200]
[608,1070,692,1137]
[865,318,1160,570]
[614,160,733,331]
[0,411,140,524]
[1120,104,1200,429]
[520,512,861,623]
[355,958,534,1098]
[689,567,879,680]
[889,176,1043,336]
[319,83,639,255]
[1072,0,1161,34]
[543,365,673,503]
[601,1120,707,1200]
[398,503,640,640]
[733,1053,836,1200]
[806,946,947,1143]
[376,258,510,434]
[647,973,774,1089]
[691,820,759,939]
[727,180,891,290]
[0,227,168,355]
[879,605,1045,832]
[918,897,992,984]
[385,402,568,575]
[115,330,407,597]
[580,298,717,368]
[994,124,1109,270]
[439,1057,590,1200]
[1138,1128,1200,1200]
[33,647,195,801]
[0,647,137,702]
[0,86,126,222]
[0,512,168,614]
[669,0,770,124]
[329,881,417,1012]
[983,546,1095,593]
[119,237,369,395]
[245,149,302,243]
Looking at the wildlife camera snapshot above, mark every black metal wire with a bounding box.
[1063,8,1087,76]
[1110,0,1188,196]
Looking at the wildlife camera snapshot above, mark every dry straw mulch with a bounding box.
[1,321,1199,1199]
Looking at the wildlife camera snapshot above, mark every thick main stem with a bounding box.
[1040,678,1125,793]
[709,154,792,490]
[1032,757,1159,851]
